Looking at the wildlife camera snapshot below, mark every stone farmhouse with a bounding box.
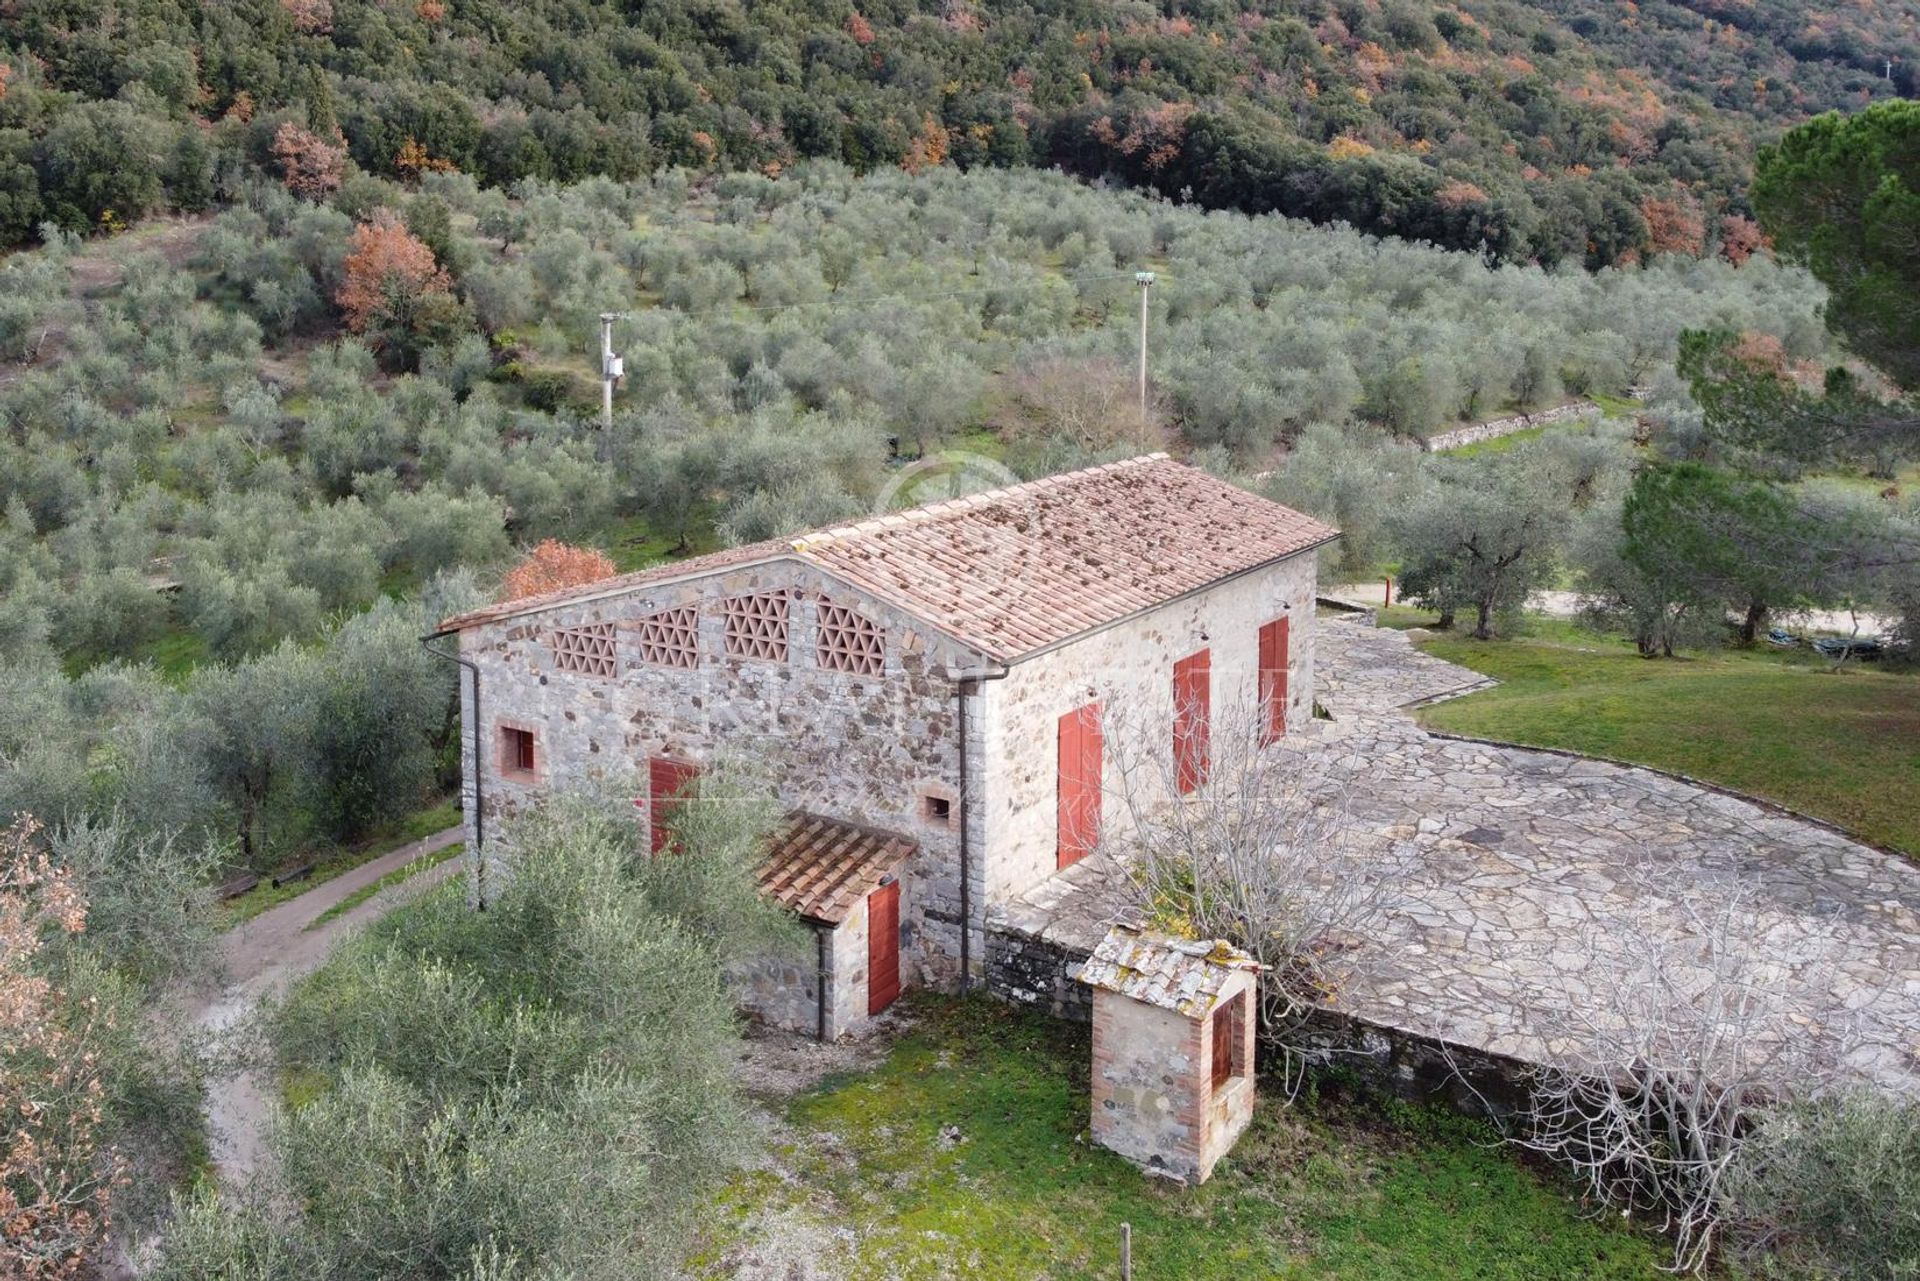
[436,453,1337,1040]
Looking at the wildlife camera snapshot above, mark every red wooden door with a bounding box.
[1173,648,1211,794]
[1057,703,1103,869]
[648,757,700,855]
[867,881,901,1015]
[1258,617,1290,746]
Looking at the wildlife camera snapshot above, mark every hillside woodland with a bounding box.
[1,0,1914,263]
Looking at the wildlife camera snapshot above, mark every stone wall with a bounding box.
[734,883,893,1041]
[456,557,982,982]
[1424,401,1598,453]
[1089,990,1205,1182]
[733,933,823,1037]
[977,550,1320,908]
[984,921,1093,1021]
[986,920,1536,1119]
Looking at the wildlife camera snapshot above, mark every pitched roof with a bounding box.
[1077,924,1261,1018]
[439,454,1338,662]
[758,813,915,925]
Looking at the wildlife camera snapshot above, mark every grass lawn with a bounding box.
[696,999,1670,1280]
[217,798,462,926]
[597,508,723,573]
[1405,624,1920,856]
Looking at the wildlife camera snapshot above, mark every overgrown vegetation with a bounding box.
[151,785,797,1280]
[0,813,214,1273]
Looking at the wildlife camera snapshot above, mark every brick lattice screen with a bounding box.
[725,591,790,661]
[633,606,700,669]
[549,622,618,677]
[815,599,884,674]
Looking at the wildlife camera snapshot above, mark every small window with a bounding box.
[500,726,537,779]
[634,606,700,669]
[920,793,953,826]
[550,621,618,677]
[725,591,791,662]
[817,598,885,674]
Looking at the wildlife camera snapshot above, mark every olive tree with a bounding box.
[1390,455,1563,638]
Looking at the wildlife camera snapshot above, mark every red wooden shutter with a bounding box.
[867,880,901,1015]
[1056,703,1103,869]
[1258,617,1290,746]
[1210,992,1239,1091]
[1173,649,1211,794]
[648,757,700,855]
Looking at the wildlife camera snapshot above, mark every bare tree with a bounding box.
[1500,882,1847,1274]
[1095,686,1384,1090]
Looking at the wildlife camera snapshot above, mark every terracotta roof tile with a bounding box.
[757,813,915,925]
[439,454,1338,661]
[1077,924,1261,1018]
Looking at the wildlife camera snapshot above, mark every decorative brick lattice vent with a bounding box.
[815,599,884,675]
[549,622,618,677]
[726,591,790,661]
[633,607,700,669]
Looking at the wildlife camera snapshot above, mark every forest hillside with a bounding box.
[2,0,1913,263]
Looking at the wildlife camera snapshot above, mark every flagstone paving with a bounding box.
[998,620,1920,1093]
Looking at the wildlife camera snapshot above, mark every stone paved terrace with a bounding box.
[996,620,1920,1094]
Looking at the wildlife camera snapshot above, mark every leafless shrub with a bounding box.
[1501,884,1847,1274]
[1097,688,1384,1091]
[992,355,1161,453]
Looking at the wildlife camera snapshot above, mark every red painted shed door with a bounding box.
[648,757,700,855]
[867,881,901,1015]
[1057,703,1103,869]
[1258,617,1290,746]
[1173,648,1211,794]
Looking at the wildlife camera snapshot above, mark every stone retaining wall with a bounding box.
[984,921,1094,1022]
[1424,400,1598,453]
[985,919,1534,1118]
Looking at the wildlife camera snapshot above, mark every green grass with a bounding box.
[597,508,724,573]
[1410,627,1920,855]
[1443,423,1549,456]
[695,998,1669,1280]
[305,841,463,931]
[217,798,462,926]
[1589,391,1644,418]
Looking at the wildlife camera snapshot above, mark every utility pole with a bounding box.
[598,312,624,430]
[1134,271,1155,418]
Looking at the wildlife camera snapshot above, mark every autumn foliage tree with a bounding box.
[500,540,618,601]
[1642,193,1707,258]
[335,211,464,370]
[270,121,346,200]
[0,816,122,1280]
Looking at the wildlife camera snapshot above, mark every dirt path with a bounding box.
[192,828,466,1187]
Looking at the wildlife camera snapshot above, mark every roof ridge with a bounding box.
[792,452,1171,554]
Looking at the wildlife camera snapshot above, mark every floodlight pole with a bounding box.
[1135,271,1155,417]
[599,312,620,430]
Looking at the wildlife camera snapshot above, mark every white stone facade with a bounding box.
[978,552,1318,907]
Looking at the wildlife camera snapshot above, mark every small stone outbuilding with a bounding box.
[1079,925,1260,1184]
[739,813,915,1040]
